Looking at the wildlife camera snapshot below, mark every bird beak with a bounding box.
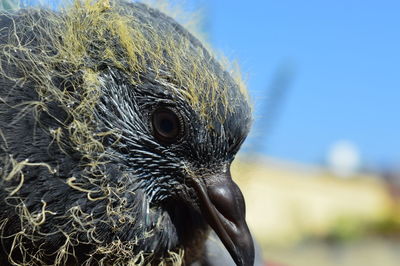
[191,169,255,266]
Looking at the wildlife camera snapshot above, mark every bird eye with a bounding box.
[151,107,183,144]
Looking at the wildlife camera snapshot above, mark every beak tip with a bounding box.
[233,226,255,266]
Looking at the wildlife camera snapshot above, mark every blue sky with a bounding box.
[194,0,400,167]
[19,0,400,167]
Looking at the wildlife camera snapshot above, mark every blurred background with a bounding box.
[2,0,400,265]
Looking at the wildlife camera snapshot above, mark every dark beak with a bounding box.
[191,169,255,266]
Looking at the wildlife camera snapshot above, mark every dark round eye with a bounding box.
[151,107,183,144]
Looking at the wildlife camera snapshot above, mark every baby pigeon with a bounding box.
[0,0,254,265]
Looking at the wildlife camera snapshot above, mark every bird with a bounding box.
[0,0,254,265]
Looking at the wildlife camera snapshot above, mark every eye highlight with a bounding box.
[151,107,183,144]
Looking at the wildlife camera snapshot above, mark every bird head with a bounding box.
[0,0,254,265]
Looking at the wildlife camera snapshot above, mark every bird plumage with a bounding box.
[0,0,253,265]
